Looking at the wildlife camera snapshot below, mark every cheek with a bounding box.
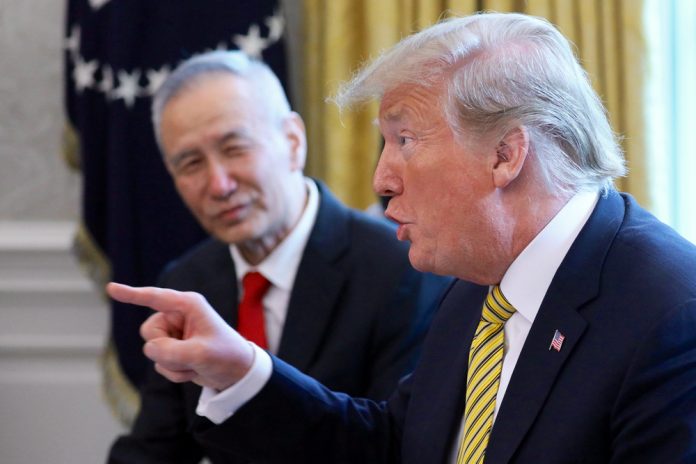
[174,180,203,210]
[416,173,460,221]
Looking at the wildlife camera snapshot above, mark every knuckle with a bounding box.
[190,291,207,305]
[179,291,205,309]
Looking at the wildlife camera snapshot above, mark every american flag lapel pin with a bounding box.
[549,329,565,352]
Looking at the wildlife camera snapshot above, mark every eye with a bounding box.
[222,146,240,157]
[221,142,252,158]
[398,135,414,146]
[170,152,204,176]
[178,158,203,175]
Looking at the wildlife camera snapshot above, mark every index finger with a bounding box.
[106,282,199,315]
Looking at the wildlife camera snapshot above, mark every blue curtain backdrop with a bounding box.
[64,0,287,419]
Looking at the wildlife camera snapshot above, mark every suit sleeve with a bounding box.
[610,299,696,462]
[365,270,450,399]
[196,356,407,463]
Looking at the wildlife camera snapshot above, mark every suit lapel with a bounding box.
[486,292,587,463]
[198,242,240,327]
[276,181,349,371]
[405,283,487,464]
[485,191,625,463]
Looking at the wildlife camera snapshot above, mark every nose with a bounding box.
[207,158,237,199]
[372,144,403,198]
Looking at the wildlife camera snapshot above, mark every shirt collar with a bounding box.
[230,178,319,291]
[500,190,599,324]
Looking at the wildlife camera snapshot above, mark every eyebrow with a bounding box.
[169,129,252,167]
[169,149,200,168]
[217,129,250,146]
[381,107,405,122]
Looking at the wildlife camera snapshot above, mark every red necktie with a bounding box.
[238,272,271,349]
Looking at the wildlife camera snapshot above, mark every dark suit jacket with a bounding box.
[108,181,451,463]
[196,191,696,463]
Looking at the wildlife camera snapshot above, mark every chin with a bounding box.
[211,225,253,245]
[407,248,436,274]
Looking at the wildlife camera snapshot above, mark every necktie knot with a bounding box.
[242,271,271,300]
[481,285,516,324]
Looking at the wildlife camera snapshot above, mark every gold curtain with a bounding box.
[301,0,647,208]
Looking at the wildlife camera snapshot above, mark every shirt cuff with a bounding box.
[195,342,273,424]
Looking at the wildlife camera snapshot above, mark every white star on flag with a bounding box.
[88,0,112,10]
[98,65,114,93]
[112,69,142,107]
[65,25,81,59]
[73,56,98,92]
[265,12,284,42]
[145,66,170,96]
[233,24,267,58]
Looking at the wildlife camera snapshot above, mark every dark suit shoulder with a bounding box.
[310,180,413,274]
[610,194,696,299]
[346,210,411,265]
[158,238,231,289]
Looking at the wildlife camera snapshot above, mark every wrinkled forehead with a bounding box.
[379,84,441,113]
[378,83,447,124]
[377,81,493,152]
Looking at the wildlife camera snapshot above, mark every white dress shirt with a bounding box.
[196,178,318,423]
[447,190,598,463]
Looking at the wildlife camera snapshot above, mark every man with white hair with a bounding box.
[106,50,450,463]
[108,13,696,463]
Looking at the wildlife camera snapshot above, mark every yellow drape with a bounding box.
[301,0,647,208]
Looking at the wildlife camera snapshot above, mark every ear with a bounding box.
[492,126,529,189]
[284,112,307,171]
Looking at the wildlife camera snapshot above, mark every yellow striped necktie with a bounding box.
[457,285,516,464]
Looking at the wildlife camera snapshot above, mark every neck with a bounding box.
[489,190,573,283]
